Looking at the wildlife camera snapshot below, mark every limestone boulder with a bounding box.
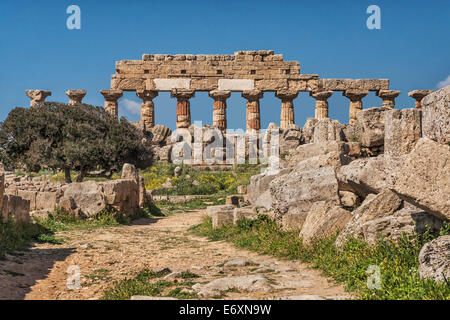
[292,151,352,172]
[270,166,341,218]
[421,85,450,144]
[360,205,444,246]
[418,235,450,283]
[384,108,422,156]
[2,194,31,223]
[281,212,308,231]
[149,125,172,146]
[302,118,318,143]
[390,138,450,221]
[339,191,360,208]
[337,154,405,197]
[299,202,352,244]
[356,107,390,147]
[286,141,349,167]
[248,168,292,210]
[206,205,235,228]
[100,179,140,215]
[312,118,345,143]
[335,189,403,247]
[59,181,106,218]
[121,163,139,182]
[279,124,302,155]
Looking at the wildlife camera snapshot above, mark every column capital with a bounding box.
[209,90,231,101]
[242,90,263,101]
[66,90,86,105]
[310,90,333,101]
[100,89,123,101]
[26,89,51,102]
[377,89,401,99]
[171,89,195,101]
[408,90,434,101]
[343,90,368,101]
[275,90,298,101]
[136,89,158,101]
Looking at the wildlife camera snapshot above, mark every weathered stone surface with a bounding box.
[356,107,390,147]
[421,85,450,144]
[270,166,341,218]
[418,235,450,283]
[121,163,139,182]
[237,185,247,194]
[302,118,318,143]
[206,205,235,228]
[233,207,257,225]
[408,90,434,109]
[299,202,351,244]
[361,205,443,246]
[100,179,140,215]
[66,90,86,106]
[248,168,292,210]
[390,138,450,221]
[279,124,302,154]
[0,173,4,212]
[385,108,422,156]
[192,275,272,297]
[312,118,345,143]
[59,181,106,217]
[226,195,240,206]
[2,194,30,223]
[292,151,352,172]
[339,191,360,208]
[337,154,405,197]
[286,141,349,167]
[149,125,172,146]
[26,90,51,107]
[335,189,403,247]
[281,212,309,231]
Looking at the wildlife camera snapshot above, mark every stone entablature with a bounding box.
[110,50,389,93]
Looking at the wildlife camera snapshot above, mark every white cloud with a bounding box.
[437,75,450,89]
[120,98,141,115]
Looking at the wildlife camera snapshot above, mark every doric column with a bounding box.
[310,91,333,119]
[376,90,401,109]
[242,90,263,132]
[66,90,86,106]
[209,90,231,131]
[136,90,158,130]
[100,89,123,118]
[26,90,51,107]
[171,89,195,129]
[275,90,298,128]
[408,90,434,109]
[343,90,368,124]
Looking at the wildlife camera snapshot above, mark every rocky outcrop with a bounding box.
[299,202,351,244]
[390,138,450,221]
[335,189,403,247]
[418,235,450,283]
[384,108,422,156]
[421,85,450,144]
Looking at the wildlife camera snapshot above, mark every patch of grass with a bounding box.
[191,216,450,300]
[167,287,198,299]
[37,207,133,232]
[181,270,200,279]
[0,218,58,259]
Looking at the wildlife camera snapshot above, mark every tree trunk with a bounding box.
[64,168,72,183]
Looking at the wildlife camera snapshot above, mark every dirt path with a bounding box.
[0,210,351,300]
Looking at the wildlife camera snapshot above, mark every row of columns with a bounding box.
[25,88,434,130]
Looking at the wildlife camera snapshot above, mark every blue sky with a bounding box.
[0,0,449,130]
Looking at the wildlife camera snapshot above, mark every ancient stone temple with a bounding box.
[104,50,391,130]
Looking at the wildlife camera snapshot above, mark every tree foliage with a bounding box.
[0,102,152,182]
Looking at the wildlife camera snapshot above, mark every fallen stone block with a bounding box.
[299,202,351,244]
[206,205,235,228]
[384,108,422,156]
[233,207,257,225]
[419,235,450,283]
[390,138,450,221]
[421,85,450,144]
